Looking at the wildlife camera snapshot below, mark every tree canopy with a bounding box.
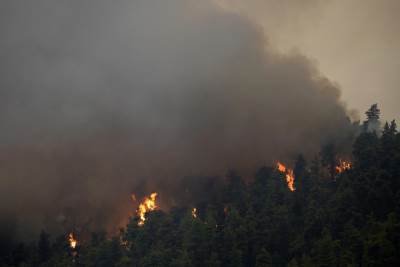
[1,104,400,267]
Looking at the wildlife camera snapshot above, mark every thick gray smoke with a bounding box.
[0,0,354,238]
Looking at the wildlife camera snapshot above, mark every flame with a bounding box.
[335,159,352,173]
[276,162,295,191]
[277,162,286,172]
[192,208,197,218]
[68,233,77,249]
[137,192,158,226]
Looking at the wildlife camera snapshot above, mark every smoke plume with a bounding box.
[0,0,354,238]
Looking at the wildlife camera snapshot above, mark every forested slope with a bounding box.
[1,105,400,267]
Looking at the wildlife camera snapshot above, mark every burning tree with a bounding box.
[137,192,158,226]
[335,159,352,174]
[68,233,77,249]
[276,162,296,191]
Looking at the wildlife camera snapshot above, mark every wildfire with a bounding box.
[137,192,158,226]
[336,159,352,174]
[68,232,77,249]
[276,162,295,191]
[192,208,197,218]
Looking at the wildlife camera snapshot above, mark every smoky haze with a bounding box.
[217,0,400,121]
[0,0,354,238]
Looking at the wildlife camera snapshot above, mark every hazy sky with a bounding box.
[1,0,358,236]
[217,0,400,121]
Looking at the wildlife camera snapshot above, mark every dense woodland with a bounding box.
[1,104,400,267]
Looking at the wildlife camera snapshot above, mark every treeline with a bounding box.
[1,104,400,267]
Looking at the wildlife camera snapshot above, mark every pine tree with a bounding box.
[320,143,336,178]
[311,229,338,267]
[38,230,51,264]
[255,248,272,267]
[294,154,309,195]
[363,103,381,133]
[366,103,380,121]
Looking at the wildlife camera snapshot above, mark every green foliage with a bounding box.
[2,108,400,267]
[255,248,272,267]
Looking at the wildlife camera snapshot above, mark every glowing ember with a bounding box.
[120,239,128,247]
[68,233,77,249]
[137,192,158,226]
[276,162,295,191]
[336,159,352,173]
[277,162,286,173]
[192,208,197,218]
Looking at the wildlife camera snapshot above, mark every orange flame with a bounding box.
[137,192,158,226]
[276,162,295,191]
[192,208,197,218]
[335,159,352,174]
[68,233,77,249]
[277,162,286,173]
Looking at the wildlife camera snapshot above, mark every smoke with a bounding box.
[0,0,354,238]
[217,0,400,122]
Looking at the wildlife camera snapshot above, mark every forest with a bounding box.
[1,104,399,267]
